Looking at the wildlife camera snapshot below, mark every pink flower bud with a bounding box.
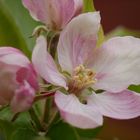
[22,0,83,30]
[0,47,38,113]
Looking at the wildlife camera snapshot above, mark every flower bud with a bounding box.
[0,47,38,113]
[22,0,83,30]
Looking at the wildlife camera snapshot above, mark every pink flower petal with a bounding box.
[57,12,101,73]
[55,0,83,28]
[74,0,83,14]
[0,62,18,105]
[0,47,30,67]
[22,0,48,22]
[11,81,35,113]
[16,66,38,90]
[55,91,103,129]
[0,47,22,56]
[32,36,67,88]
[92,36,140,92]
[22,0,83,29]
[88,90,140,119]
[0,47,38,90]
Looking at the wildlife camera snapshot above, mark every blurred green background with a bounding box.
[0,0,39,57]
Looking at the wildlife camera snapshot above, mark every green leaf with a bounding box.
[83,0,95,12]
[0,107,12,120]
[0,119,38,140]
[47,121,80,140]
[0,120,14,140]
[128,85,140,93]
[0,108,39,140]
[11,128,38,140]
[0,0,39,57]
[75,127,102,139]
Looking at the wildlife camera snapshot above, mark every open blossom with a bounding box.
[22,0,83,30]
[32,12,140,129]
[0,47,38,113]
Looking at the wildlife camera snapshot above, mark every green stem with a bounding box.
[47,32,59,55]
[45,111,60,136]
[48,111,60,127]
[11,113,19,122]
[83,0,95,12]
[34,92,55,102]
[42,97,53,124]
[29,107,43,131]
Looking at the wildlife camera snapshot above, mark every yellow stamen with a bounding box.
[68,65,97,94]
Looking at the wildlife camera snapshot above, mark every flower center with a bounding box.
[68,65,96,94]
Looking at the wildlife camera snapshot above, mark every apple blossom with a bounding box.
[22,0,83,30]
[32,12,140,129]
[0,47,38,113]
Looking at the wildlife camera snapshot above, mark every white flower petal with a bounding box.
[55,91,103,129]
[92,36,140,92]
[88,90,140,119]
[32,36,67,88]
[57,12,101,73]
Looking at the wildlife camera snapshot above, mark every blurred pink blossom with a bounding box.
[32,12,140,129]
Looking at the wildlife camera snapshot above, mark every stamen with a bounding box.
[68,65,97,94]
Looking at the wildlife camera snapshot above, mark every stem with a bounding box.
[29,107,43,131]
[34,86,61,102]
[48,33,56,53]
[11,113,19,122]
[48,111,60,127]
[45,111,60,136]
[47,32,59,58]
[42,97,53,124]
[34,92,55,102]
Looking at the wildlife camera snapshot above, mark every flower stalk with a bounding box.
[29,107,44,131]
[42,97,53,124]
